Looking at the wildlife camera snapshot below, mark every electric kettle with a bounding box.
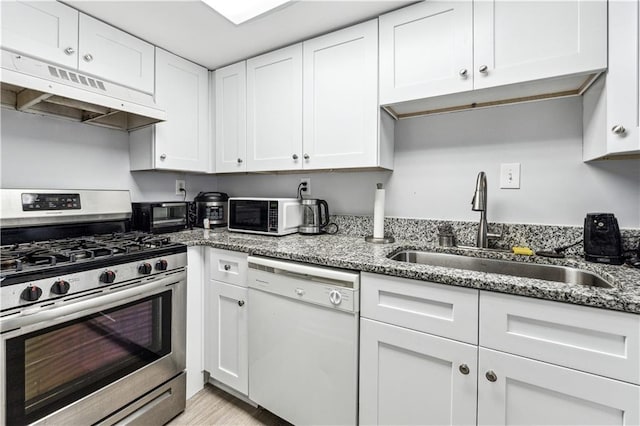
[299,199,330,234]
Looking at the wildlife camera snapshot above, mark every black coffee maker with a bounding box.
[584,213,623,265]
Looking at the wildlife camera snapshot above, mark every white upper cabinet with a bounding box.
[1,1,79,69]
[473,0,606,90]
[303,19,390,170]
[379,0,607,113]
[78,14,155,94]
[379,1,473,104]
[583,0,640,161]
[246,44,303,172]
[129,49,209,172]
[215,61,247,173]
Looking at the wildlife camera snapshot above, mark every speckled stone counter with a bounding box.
[167,229,640,314]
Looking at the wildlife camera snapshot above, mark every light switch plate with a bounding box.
[500,163,520,189]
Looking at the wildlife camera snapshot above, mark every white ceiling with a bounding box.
[64,0,413,70]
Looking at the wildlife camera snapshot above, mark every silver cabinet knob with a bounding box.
[479,65,488,74]
[83,53,94,62]
[295,288,305,296]
[64,47,75,55]
[223,264,231,271]
[459,364,470,375]
[303,153,310,160]
[292,154,299,160]
[485,370,498,382]
[237,158,243,164]
[612,125,626,135]
[238,300,245,307]
[159,154,167,160]
[459,68,468,78]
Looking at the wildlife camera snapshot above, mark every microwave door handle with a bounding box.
[0,272,185,332]
[160,203,186,208]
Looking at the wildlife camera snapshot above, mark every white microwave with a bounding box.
[228,198,302,236]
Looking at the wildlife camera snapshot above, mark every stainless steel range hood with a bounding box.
[0,49,166,131]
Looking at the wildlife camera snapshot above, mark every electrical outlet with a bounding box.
[500,163,521,189]
[175,179,186,195]
[300,177,311,196]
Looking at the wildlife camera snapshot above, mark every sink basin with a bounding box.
[388,250,613,288]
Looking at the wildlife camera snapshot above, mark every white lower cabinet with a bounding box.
[360,273,640,426]
[186,246,205,399]
[359,318,477,426]
[478,348,640,426]
[203,248,249,396]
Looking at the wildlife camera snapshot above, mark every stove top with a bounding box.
[1,231,186,286]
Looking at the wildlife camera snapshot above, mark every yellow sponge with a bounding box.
[512,246,534,256]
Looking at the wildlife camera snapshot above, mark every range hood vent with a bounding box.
[1,49,166,131]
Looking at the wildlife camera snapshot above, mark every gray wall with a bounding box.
[217,97,640,227]
[2,96,639,228]
[0,108,217,201]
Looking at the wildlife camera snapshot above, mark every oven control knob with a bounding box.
[51,279,70,295]
[21,285,43,302]
[138,262,153,274]
[155,259,168,271]
[329,289,342,306]
[100,270,116,284]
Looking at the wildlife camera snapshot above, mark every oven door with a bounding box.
[0,272,186,426]
[228,200,270,233]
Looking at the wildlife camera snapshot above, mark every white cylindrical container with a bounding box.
[373,183,385,239]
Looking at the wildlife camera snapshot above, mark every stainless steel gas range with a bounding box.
[0,189,187,426]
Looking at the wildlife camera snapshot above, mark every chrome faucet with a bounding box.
[471,171,501,248]
[471,172,489,247]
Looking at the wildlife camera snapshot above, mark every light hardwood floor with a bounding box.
[167,384,291,426]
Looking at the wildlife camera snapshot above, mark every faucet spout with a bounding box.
[471,172,489,248]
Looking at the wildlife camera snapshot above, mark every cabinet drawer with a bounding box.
[208,248,248,287]
[480,292,640,384]
[361,272,479,344]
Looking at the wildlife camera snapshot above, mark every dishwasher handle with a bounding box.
[248,256,359,289]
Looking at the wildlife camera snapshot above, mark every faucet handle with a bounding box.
[488,224,503,240]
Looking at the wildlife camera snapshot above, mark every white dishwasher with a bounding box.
[247,256,360,426]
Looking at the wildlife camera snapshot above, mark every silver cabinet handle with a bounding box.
[612,125,626,135]
[238,300,245,307]
[485,370,497,382]
[64,47,75,55]
[459,364,470,375]
[479,65,488,74]
[459,68,468,78]
[159,154,167,160]
[223,264,231,271]
[83,53,94,62]
[292,154,299,160]
[303,154,310,160]
[237,158,243,164]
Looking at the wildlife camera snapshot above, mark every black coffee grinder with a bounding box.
[584,213,623,265]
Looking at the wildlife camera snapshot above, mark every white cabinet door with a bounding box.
[246,44,302,172]
[474,0,606,90]
[583,0,640,159]
[478,348,640,426]
[1,0,79,68]
[359,318,477,426]
[204,280,248,395]
[78,13,154,93]
[215,61,247,173]
[379,1,473,104]
[303,19,380,170]
[154,48,209,172]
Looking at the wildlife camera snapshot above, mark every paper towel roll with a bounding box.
[373,183,385,239]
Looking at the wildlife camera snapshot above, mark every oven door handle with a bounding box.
[1,271,185,332]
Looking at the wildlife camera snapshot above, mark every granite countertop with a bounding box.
[167,229,640,314]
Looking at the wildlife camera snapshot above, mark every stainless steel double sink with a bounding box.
[388,250,613,288]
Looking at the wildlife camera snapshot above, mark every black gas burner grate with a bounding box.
[0,232,178,273]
